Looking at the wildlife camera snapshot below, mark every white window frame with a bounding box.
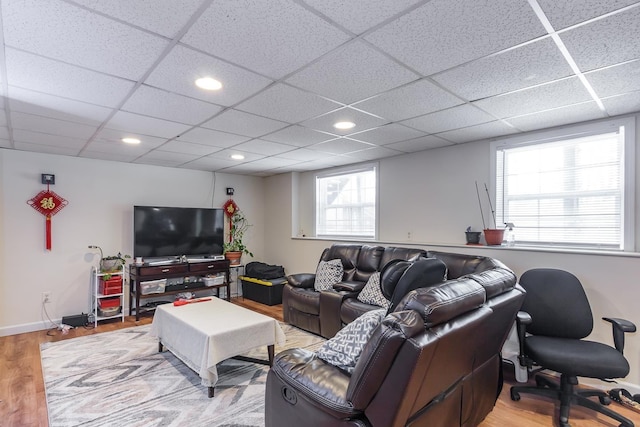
[490,117,635,251]
[314,163,378,240]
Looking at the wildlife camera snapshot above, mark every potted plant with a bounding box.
[100,252,131,274]
[475,182,505,245]
[224,210,253,266]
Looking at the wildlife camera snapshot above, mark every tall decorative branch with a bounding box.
[484,183,497,229]
[475,181,486,229]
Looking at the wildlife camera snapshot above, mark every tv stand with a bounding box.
[129,260,230,320]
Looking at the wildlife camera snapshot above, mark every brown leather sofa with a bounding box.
[266,255,525,426]
[283,244,426,338]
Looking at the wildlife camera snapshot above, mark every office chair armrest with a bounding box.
[603,317,637,353]
[515,311,532,366]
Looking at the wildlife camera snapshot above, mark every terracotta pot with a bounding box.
[224,251,242,266]
[484,229,505,246]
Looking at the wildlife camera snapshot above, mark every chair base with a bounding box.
[510,374,634,427]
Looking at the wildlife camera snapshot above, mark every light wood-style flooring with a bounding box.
[1,298,639,427]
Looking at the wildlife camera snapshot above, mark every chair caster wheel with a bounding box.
[599,395,611,405]
[510,389,520,401]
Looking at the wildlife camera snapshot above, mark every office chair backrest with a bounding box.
[519,268,593,339]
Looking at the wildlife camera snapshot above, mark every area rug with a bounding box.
[41,323,325,427]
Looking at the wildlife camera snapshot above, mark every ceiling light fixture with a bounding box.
[121,137,141,144]
[231,154,245,160]
[334,121,355,130]
[195,77,222,91]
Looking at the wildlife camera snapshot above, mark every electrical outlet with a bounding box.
[407,231,412,240]
[42,292,52,304]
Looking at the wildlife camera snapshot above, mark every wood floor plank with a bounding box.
[1,298,638,427]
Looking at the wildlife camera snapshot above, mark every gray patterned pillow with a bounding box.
[314,259,344,291]
[316,308,386,373]
[356,272,390,309]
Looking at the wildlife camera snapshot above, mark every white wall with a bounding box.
[263,113,640,388]
[0,149,264,334]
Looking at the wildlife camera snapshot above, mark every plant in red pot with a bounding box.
[223,210,253,266]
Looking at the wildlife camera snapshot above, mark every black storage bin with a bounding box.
[240,276,286,306]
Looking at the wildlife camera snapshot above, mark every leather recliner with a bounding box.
[283,244,426,337]
[266,259,526,426]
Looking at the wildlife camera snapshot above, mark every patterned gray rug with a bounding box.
[41,323,324,427]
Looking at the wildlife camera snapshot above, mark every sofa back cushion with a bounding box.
[379,247,427,271]
[321,244,384,283]
[388,257,448,312]
[427,251,485,279]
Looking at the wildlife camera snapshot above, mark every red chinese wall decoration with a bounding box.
[222,199,239,243]
[27,185,68,250]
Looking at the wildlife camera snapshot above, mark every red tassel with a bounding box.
[46,215,52,250]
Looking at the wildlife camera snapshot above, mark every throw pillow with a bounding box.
[356,272,390,309]
[314,259,344,291]
[316,308,386,374]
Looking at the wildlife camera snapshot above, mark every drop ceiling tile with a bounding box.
[181,0,350,79]
[202,109,288,138]
[177,127,249,148]
[144,45,273,107]
[5,49,134,108]
[505,102,606,132]
[12,129,87,149]
[242,157,303,169]
[300,107,388,136]
[401,104,495,134]
[2,0,168,80]
[105,111,191,139]
[232,139,296,156]
[13,141,80,156]
[158,140,221,156]
[349,123,426,144]
[236,84,342,123]
[122,85,223,125]
[8,87,112,126]
[92,128,168,149]
[286,40,418,104]
[135,150,201,167]
[84,138,157,157]
[585,60,640,98]
[261,125,335,147]
[79,150,140,163]
[561,6,640,72]
[71,0,206,38]
[352,79,463,121]
[0,138,12,148]
[433,37,574,101]
[0,113,7,127]
[277,148,331,161]
[537,0,639,30]
[180,156,237,171]
[347,145,403,161]
[602,91,640,116]
[11,112,97,139]
[436,121,518,143]
[473,77,593,118]
[365,0,545,75]
[207,149,266,163]
[308,137,374,155]
[383,135,453,152]
[304,0,423,34]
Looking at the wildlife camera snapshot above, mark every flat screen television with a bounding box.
[133,206,225,259]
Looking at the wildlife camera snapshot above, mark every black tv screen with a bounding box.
[133,206,225,258]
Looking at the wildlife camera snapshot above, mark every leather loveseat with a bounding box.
[283,244,426,338]
[266,256,525,427]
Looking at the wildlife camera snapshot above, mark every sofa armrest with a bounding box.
[269,348,362,418]
[287,273,316,289]
[319,290,359,338]
[333,280,366,293]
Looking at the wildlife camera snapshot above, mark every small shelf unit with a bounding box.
[91,265,126,326]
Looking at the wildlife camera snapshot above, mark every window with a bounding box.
[493,118,635,251]
[315,164,377,238]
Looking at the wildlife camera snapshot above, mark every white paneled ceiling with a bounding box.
[1,0,639,176]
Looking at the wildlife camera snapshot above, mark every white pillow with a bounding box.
[357,272,389,309]
[314,259,343,291]
[316,309,386,374]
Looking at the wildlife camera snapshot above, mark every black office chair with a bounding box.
[510,268,636,427]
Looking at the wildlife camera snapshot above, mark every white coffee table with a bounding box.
[149,298,285,397]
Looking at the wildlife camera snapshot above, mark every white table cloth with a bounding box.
[149,298,285,387]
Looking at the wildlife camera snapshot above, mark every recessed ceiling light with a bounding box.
[121,137,141,144]
[334,121,355,130]
[231,154,245,160]
[195,77,222,91]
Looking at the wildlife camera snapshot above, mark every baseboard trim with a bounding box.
[0,318,62,337]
